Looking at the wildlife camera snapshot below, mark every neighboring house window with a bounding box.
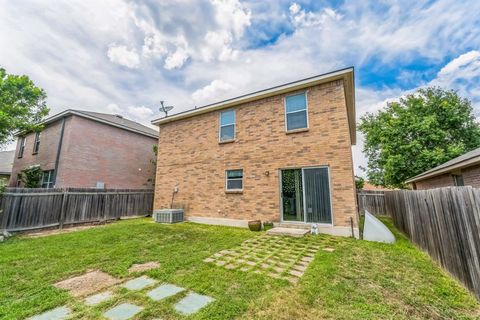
[41,170,55,188]
[33,132,41,154]
[16,174,22,187]
[285,92,308,131]
[453,174,464,186]
[226,169,243,190]
[18,136,26,158]
[219,110,235,142]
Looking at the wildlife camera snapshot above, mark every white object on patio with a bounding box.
[363,211,395,244]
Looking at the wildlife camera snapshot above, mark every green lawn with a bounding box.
[0,218,478,319]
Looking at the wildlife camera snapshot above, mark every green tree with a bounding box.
[21,165,43,188]
[355,176,365,190]
[359,87,480,188]
[0,67,49,146]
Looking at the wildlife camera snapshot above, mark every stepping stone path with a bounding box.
[203,235,321,283]
[128,261,160,273]
[174,293,215,315]
[27,306,71,320]
[123,276,157,290]
[147,284,185,301]
[104,303,143,320]
[84,291,113,306]
[54,270,121,297]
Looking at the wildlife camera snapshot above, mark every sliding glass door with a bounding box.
[281,167,332,224]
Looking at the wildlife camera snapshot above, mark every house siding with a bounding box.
[9,115,157,189]
[153,80,357,232]
[413,164,480,189]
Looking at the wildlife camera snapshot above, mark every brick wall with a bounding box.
[154,80,357,229]
[10,115,157,189]
[413,164,480,189]
[10,118,67,186]
[56,115,157,188]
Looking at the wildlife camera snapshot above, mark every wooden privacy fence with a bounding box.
[357,190,386,215]
[0,188,154,232]
[385,187,480,300]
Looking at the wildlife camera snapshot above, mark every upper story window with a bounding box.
[33,132,41,154]
[219,110,236,142]
[41,170,55,189]
[18,136,26,158]
[285,92,308,132]
[226,169,243,191]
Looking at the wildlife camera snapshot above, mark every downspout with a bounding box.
[53,117,66,187]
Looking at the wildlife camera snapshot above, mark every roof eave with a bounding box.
[151,67,356,144]
[23,109,158,139]
[406,157,480,183]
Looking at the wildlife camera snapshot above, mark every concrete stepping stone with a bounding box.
[123,276,156,291]
[147,284,185,301]
[104,303,143,320]
[323,247,335,252]
[174,292,215,315]
[84,291,113,306]
[28,306,71,320]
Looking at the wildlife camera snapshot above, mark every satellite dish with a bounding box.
[159,100,174,117]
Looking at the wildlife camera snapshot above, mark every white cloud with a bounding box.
[127,105,154,119]
[289,2,341,28]
[438,51,480,76]
[106,103,122,114]
[164,46,190,70]
[107,45,140,69]
[192,79,233,104]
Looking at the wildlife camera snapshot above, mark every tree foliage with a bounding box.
[359,87,480,188]
[0,67,49,146]
[21,165,43,188]
[355,176,365,190]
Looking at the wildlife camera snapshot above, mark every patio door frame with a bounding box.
[279,165,334,226]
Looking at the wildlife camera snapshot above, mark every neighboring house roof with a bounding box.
[406,147,480,183]
[40,109,159,139]
[362,181,392,191]
[151,67,356,145]
[0,150,15,175]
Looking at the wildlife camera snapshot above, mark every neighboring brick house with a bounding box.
[0,150,15,182]
[10,110,158,189]
[152,67,358,237]
[406,147,480,190]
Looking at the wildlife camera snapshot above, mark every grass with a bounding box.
[0,217,478,319]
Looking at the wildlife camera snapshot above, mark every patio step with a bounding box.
[278,223,311,230]
[266,227,310,237]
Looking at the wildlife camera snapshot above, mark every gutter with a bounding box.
[53,117,66,187]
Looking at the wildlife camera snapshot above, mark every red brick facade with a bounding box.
[10,114,157,189]
[153,77,358,237]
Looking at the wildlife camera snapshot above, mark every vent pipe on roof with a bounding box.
[115,114,123,119]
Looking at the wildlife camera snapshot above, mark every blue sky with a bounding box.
[1,0,480,174]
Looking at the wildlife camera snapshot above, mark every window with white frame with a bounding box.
[219,110,235,141]
[41,170,55,189]
[285,92,308,131]
[33,132,41,154]
[18,136,26,158]
[226,169,243,190]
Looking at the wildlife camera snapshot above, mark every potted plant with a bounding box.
[248,220,262,231]
[263,221,274,231]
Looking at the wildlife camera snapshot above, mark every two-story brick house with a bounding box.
[152,67,358,237]
[10,109,158,189]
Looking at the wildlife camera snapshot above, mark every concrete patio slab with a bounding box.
[54,270,121,297]
[174,292,215,315]
[266,227,310,237]
[123,276,156,291]
[84,291,113,306]
[103,303,143,320]
[28,306,71,320]
[147,284,185,301]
